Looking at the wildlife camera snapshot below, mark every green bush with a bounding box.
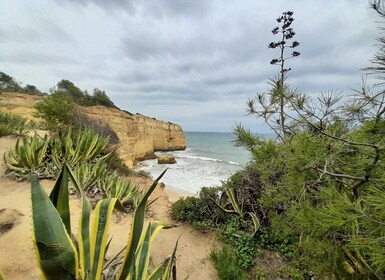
[210,246,248,280]
[0,111,38,137]
[171,186,225,231]
[256,227,295,258]
[219,215,257,269]
[35,91,75,129]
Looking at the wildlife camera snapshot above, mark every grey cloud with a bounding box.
[2,0,382,132]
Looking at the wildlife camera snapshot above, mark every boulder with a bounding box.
[157,155,176,164]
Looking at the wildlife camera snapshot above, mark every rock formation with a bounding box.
[157,155,177,164]
[0,92,186,167]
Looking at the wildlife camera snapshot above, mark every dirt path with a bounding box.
[0,136,219,280]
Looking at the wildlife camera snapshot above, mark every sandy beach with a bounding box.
[0,135,218,280]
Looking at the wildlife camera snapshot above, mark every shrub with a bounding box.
[171,186,226,231]
[35,91,75,129]
[256,226,295,258]
[219,215,257,269]
[210,246,248,280]
[0,111,38,137]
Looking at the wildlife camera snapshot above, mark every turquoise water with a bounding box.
[138,131,251,194]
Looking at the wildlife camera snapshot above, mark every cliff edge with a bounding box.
[0,92,186,167]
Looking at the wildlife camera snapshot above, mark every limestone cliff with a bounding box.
[0,92,186,167]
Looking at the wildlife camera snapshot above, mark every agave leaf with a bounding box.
[31,174,78,280]
[244,212,260,237]
[49,165,72,236]
[136,223,165,279]
[90,198,119,280]
[147,265,166,280]
[66,164,92,279]
[117,169,167,280]
[161,237,179,280]
[225,188,241,214]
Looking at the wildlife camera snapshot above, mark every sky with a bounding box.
[0,0,381,133]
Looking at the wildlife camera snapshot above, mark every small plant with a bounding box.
[4,134,53,180]
[210,246,248,280]
[50,127,111,168]
[256,227,295,258]
[73,161,108,192]
[99,173,141,208]
[219,215,257,269]
[171,187,226,231]
[31,165,178,280]
[0,111,38,137]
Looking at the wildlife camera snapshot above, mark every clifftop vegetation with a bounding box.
[171,2,385,279]
[0,72,117,108]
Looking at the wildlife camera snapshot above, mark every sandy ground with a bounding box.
[0,135,218,280]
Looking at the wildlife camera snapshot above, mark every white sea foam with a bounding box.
[137,132,249,194]
[138,152,243,194]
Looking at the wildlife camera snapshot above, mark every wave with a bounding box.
[175,154,241,166]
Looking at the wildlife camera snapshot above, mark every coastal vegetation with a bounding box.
[0,110,38,137]
[31,164,177,279]
[1,109,178,278]
[2,2,385,280]
[171,3,385,279]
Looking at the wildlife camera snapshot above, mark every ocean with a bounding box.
[138,131,251,195]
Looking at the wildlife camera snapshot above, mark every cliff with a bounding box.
[0,92,186,167]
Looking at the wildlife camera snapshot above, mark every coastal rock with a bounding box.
[157,155,176,164]
[0,92,186,167]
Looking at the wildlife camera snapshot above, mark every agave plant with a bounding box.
[74,161,108,192]
[31,164,177,280]
[51,128,111,168]
[4,134,52,179]
[213,188,260,236]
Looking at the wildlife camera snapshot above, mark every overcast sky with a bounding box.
[1,0,381,132]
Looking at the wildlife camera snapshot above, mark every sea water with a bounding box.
[137,131,252,194]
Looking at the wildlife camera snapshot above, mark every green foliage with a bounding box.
[210,246,248,280]
[220,216,257,269]
[5,134,53,180]
[0,72,23,92]
[228,3,385,278]
[4,128,110,180]
[171,187,225,231]
[51,80,116,108]
[99,173,145,209]
[50,128,110,168]
[90,88,116,108]
[256,227,295,258]
[0,111,38,137]
[73,161,108,192]
[56,79,84,101]
[35,91,75,129]
[31,165,177,280]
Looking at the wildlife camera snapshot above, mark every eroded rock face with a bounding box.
[0,92,186,167]
[81,106,186,167]
[0,92,43,121]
